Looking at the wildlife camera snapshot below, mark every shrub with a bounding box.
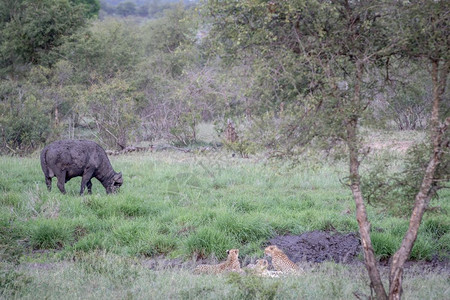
[362,142,449,217]
[82,78,141,150]
[224,140,258,158]
[0,91,52,155]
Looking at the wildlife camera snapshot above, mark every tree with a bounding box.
[82,78,141,150]
[203,0,449,299]
[0,0,90,76]
[133,4,208,144]
[70,0,101,18]
[58,18,144,83]
[387,1,449,299]
[116,1,136,17]
[0,77,53,154]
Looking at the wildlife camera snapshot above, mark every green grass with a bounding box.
[1,151,449,260]
[1,152,362,259]
[0,149,449,298]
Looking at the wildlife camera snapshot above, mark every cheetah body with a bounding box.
[264,245,302,274]
[193,249,241,274]
[245,258,269,275]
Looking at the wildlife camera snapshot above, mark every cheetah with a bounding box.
[193,249,241,274]
[245,258,269,275]
[264,245,302,274]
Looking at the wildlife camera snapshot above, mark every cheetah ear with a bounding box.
[226,250,230,255]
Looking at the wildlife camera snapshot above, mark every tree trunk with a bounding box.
[388,60,449,300]
[347,61,388,300]
[54,105,59,126]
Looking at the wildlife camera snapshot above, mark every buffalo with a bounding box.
[40,140,123,195]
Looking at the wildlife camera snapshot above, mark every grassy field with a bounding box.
[1,144,449,299]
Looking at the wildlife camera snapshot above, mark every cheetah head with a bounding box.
[256,259,269,270]
[226,249,239,258]
[264,245,280,256]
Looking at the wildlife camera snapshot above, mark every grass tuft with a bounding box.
[215,212,274,244]
[29,219,74,250]
[184,226,237,259]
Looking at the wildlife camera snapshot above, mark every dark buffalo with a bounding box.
[40,140,123,195]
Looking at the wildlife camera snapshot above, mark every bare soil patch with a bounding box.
[268,231,361,264]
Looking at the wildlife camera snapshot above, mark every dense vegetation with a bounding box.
[1,0,447,154]
[0,0,448,299]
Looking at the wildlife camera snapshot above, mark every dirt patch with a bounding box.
[268,231,361,264]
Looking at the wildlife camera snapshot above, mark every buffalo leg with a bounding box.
[80,170,94,195]
[86,179,93,195]
[56,171,67,194]
[45,177,52,191]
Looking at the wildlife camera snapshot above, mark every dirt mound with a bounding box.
[268,231,361,263]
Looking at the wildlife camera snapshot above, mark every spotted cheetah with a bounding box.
[264,245,302,274]
[193,249,241,274]
[245,258,269,275]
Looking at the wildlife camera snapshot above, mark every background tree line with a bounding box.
[1,0,446,155]
[100,0,194,18]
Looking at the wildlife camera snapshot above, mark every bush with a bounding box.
[224,140,258,158]
[0,87,52,154]
[82,78,141,150]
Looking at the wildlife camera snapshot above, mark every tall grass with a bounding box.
[4,254,449,300]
